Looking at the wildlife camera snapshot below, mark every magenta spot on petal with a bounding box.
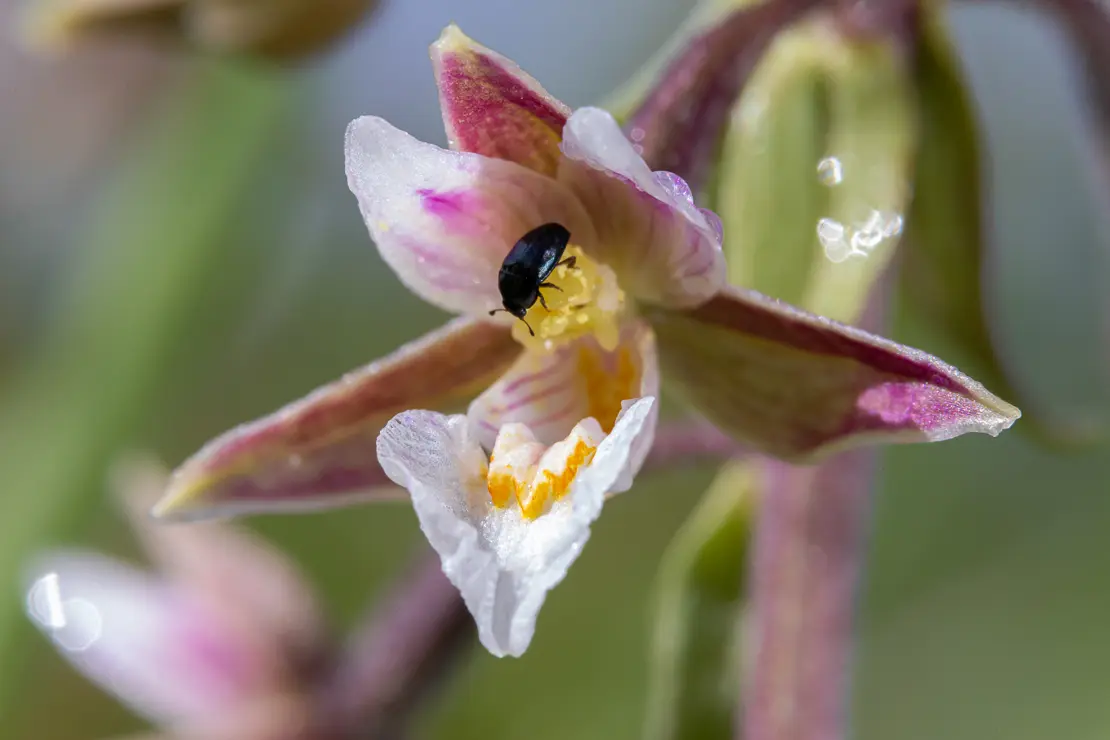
[416,188,491,242]
[853,382,981,434]
[419,188,470,218]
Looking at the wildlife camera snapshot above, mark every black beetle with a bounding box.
[489,222,577,336]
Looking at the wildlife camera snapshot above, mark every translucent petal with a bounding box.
[376,398,655,657]
[345,116,594,316]
[558,107,726,308]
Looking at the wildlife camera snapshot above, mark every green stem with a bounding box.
[645,459,757,740]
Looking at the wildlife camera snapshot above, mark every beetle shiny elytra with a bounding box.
[489,222,577,336]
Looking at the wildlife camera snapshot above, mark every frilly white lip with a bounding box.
[377,397,656,657]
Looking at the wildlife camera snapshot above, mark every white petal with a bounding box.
[558,107,726,308]
[24,551,265,727]
[376,399,655,657]
[345,116,594,316]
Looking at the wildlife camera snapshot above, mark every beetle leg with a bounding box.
[555,256,577,270]
[537,292,550,311]
[539,281,563,292]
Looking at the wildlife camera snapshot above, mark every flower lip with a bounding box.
[376,397,656,657]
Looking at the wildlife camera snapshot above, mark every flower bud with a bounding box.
[716,17,915,324]
[25,0,378,60]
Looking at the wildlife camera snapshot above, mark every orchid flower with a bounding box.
[24,458,325,740]
[153,25,1019,657]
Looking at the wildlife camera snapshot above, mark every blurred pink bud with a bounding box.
[23,0,379,60]
[23,456,327,737]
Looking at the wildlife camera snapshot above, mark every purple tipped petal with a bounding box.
[431,25,571,176]
[558,107,726,308]
[156,318,520,521]
[646,287,1020,460]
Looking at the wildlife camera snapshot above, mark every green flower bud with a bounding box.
[717,17,915,324]
[25,0,378,60]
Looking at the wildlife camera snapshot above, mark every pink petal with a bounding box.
[557,107,727,308]
[156,317,520,521]
[646,287,1020,460]
[468,319,659,450]
[115,458,325,677]
[24,552,269,728]
[345,116,594,316]
[431,24,571,176]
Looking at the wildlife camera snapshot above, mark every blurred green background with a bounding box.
[1,0,1108,738]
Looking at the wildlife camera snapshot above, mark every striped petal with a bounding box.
[431,24,571,176]
[468,318,659,450]
[345,116,594,317]
[155,318,520,521]
[24,552,269,729]
[557,107,727,308]
[645,286,1020,461]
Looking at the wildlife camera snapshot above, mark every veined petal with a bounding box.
[645,287,1020,461]
[376,398,655,657]
[558,107,726,308]
[24,552,268,728]
[467,319,659,450]
[431,24,571,176]
[345,115,594,316]
[156,317,519,521]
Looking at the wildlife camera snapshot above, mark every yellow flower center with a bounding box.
[485,420,602,520]
[577,343,639,434]
[511,245,626,353]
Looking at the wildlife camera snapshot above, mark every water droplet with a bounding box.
[26,573,104,652]
[700,208,724,244]
[883,213,904,237]
[852,210,885,251]
[629,127,645,143]
[817,157,843,186]
[653,171,693,204]
[817,218,851,263]
[52,599,102,652]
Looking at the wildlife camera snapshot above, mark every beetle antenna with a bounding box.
[489,308,534,336]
